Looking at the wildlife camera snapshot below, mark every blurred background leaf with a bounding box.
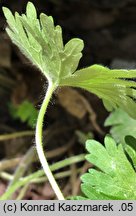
[105,109,136,145]
[9,100,38,128]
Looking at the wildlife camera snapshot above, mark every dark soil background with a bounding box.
[0,0,136,199]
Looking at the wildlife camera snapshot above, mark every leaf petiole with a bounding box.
[35,80,65,200]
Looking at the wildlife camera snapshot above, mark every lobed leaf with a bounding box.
[60,64,136,119]
[3,2,136,119]
[3,2,84,83]
[105,109,136,144]
[60,38,84,77]
[76,135,136,200]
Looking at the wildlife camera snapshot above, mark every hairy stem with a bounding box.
[35,81,65,200]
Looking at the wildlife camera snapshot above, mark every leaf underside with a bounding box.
[75,136,136,200]
[60,64,136,119]
[3,2,84,82]
[3,2,136,119]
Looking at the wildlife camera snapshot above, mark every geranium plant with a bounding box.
[2,2,136,200]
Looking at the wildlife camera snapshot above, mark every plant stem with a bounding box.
[35,81,65,200]
[16,184,29,200]
[7,147,36,188]
[0,154,85,200]
[0,131,35,141]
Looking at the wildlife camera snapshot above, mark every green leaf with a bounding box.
[26,1,37,19]
[2,7,16,30]
[105,109,136,145]
[9,100,38,128]
[125,136,136,151]
[125,145,136,169]
[60,65,136,119]
[125,136,136,169]
[3,2,84,83]
[54,25,63,51]
[76,135,136,200]
[73,196,88,200]
[60,38,84,77]
[3,2,136,119]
